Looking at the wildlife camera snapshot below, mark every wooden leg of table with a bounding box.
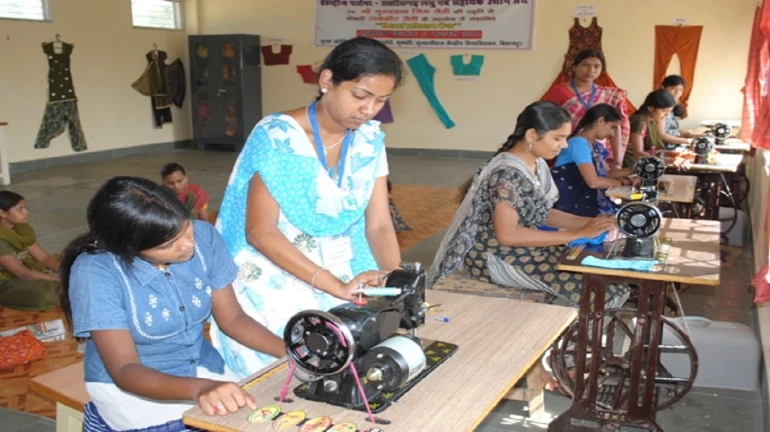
[56,403,84,432]
[503,364,546,418]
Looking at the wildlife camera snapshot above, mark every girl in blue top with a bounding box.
[552,104,633,217]
[60,177,285,432]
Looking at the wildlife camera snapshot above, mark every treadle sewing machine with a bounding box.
[615,157,665,259]
[281,262,458,414]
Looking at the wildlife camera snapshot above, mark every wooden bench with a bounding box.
[431,271,548,303]
[430,272,550,417]
[29,362,87,432]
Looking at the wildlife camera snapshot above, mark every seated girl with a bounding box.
[161,162,211,222]
[552,104,634,217]
[0,191,60,310]
[62,176,285,432]
[623,90,691,168]
[658,75,699,147]
[429,101,629,308]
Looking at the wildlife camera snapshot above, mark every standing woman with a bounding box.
[543,49,630,168]
[212,37,404,378]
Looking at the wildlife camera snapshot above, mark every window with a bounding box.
[0,0,52,22]
[131,0,183,30]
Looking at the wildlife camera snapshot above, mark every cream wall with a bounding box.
[0,0,191,163]
[196,0,755,152]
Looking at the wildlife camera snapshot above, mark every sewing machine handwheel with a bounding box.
[616,202,662,239]
[284,310,355,376]
[634,157,665,181]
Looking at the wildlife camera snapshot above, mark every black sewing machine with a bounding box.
[633,156,665,203]
[692,135,715,164]
[283,263,458,413]
[617,201,663,259]
[709,122,732,145]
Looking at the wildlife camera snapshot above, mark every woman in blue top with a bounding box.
[552,104,633,217]
[212,37,403,378]
[60,177,285,432]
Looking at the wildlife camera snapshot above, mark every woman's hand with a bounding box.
[45,273,60,282]
[617,177,633,186]
[195,380,257,416]
[578,216,616,239]
[672,156,691,171]
[333,270,388,301]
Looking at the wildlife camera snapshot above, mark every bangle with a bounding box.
[310,268,329,295]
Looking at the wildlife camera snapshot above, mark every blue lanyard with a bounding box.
[570,81,597,109]
[308,100,352,187]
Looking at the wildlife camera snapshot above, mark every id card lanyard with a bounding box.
[308,100,353,187]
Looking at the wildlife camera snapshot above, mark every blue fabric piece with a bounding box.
[568,231,608,247]
[581,255,657,271]
[555,136,594,168]
[70,221,235,384]
[83,402,204,432]
[537,225,558,231]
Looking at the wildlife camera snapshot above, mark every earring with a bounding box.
[527,141,533,152]
[321,88,328,94]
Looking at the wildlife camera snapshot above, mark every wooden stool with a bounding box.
[431,271,548,303]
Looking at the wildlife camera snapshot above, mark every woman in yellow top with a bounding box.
[0,191,60,310]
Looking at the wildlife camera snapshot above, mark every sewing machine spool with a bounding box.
[693,136,714,164]
[616,201,662,259]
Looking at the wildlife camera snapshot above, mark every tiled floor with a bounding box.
[0,149,763,431]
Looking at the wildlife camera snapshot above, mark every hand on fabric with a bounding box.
[578,216,616,239]
[335,270,387,301]
[195,380,256,416]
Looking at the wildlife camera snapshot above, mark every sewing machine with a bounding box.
[282,263,457,413]
[708,122,732,145]
[633,156,666,203]
[692,136,715,164]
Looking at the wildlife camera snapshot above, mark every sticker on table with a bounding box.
[273,410,306,430]
[363,429,385,432]
[651,265,663,272]
[328,422,358,432]
[664,265,681,274]
[248,405,281,424]
[299,416,333,432]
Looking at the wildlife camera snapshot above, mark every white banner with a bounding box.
[314,0,536,50]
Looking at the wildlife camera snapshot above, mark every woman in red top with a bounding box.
[543,49,630,169]
[161,163,210,222]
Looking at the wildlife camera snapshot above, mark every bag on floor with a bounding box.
[0,330,46,368]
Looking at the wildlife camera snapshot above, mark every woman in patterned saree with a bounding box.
[543,49,630,169]
[211,37,404,378]
[429,101,629,308]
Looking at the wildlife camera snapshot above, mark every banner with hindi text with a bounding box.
[314,0,535,50]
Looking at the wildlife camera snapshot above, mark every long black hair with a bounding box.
[571,103,621,138]
[59,176,190,325]
[571,49,607,76]
[638,90,677,116]
[316,37,405,99]
[0,191,24,212]
[458,101,571,200]
[660,75,687,118]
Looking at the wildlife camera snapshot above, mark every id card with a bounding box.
[320,236,353,267]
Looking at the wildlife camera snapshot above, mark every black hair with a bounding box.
[571,49,607,75]
[59,176,191,325]
[571,103,622,138]
[661,75,686,88]
[316,37,405,99]
[660,75,687,118]
[0,191,25,212]
[638,89,677,115]
[160,162,186,179]
[458,101,571,200]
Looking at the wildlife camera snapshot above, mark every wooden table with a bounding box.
[29,362,88,432]
[549,219,720,432]
[715,139,751,153]
[676,152,743,173]
[184,291,577,432]
[605,174,696,204]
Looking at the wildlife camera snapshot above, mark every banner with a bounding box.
[314,0,535,50]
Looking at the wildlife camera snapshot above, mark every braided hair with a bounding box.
[457,101,571,201]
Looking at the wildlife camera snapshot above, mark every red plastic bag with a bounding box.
[0,330,46,368]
